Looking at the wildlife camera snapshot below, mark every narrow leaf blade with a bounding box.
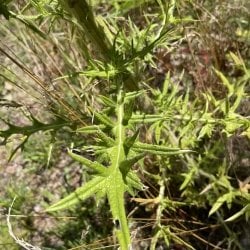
[68,149,108,176]
[46,176,106,212]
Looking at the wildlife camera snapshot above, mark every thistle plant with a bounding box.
[45,84,191,249]
[1,0,250,249]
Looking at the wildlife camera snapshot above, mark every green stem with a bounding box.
[108,86,130,249]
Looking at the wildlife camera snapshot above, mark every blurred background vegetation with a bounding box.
[0,0,249,249]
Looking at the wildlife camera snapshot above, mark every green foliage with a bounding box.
[0,112,69,161]
[46,87,190,249]
[0,0,250,249]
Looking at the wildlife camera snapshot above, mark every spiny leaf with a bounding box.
[124,90,145,101]
[209,193,234,216]
[133,142,192,155]
[98,95,116,108]
[198,123,214,139]
[0,116,68,139]
[125,170,144,193]
[96,129,115,147]
[129,28,172,61]
[120,153,145,177]
[90,109,115,128]
[180,167,197,191]
[76,125,105,133]
[123,100,134,125]
[81,145,107,154]
[46,176,107,212]
[123,129,140,155]
[0,116,69,161]
[68,149,108,176]
[130,114,164,123]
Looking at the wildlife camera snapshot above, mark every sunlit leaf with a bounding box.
[68,149,108,176]
[133,142,192,155]
[225,204,250,222]
[46,176,107,212]
[209,193,234,216]
[214,69,234,96]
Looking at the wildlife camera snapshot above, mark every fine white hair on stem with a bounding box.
[7,196,41,250]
